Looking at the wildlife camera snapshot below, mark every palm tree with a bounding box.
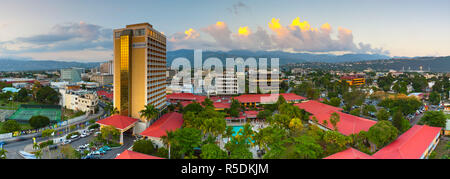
[0,148,7,159]
[105,102,118,116]
[34,149,42,159]
[161,130,176,159]
[139,104,158,123]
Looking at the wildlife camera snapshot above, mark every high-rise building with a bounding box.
[113,23,167,121]
[100,60,114,74]
[61,67,84,82]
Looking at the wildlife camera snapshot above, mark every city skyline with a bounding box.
[0,0,449,62]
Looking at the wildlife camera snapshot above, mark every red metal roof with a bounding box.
[140,112,184,138]
[96,115,139,130]
[115,150,165,159]
[245,111,259,118]
[213,102,231,109]
[295,100,376,136]
[97,90,113,99]
[167,93,206,102]
[372,125,442,159]
[324,148,375,159]
[234,93,306,103]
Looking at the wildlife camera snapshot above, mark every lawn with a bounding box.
[62,108,85,121]
[0,121,34,134]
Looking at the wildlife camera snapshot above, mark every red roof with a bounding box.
[97,90,113,99]
[179,101,193,107]
[234,93,306,103]
[115,150,165,159]
[213,102,231,109]
[96,115,139,130]
[372,125,442,159]
[295,100,376,136]
[167,93,206,102]
[324,148,375,159]
[245,111,259,118]
[140,112,184,138]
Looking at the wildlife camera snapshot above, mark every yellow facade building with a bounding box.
[113,23,167,123]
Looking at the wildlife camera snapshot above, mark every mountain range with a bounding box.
[0,59,100,72]
[0,49,447,72]
[167,49,391,65]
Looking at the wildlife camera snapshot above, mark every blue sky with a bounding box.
[0,0,449,62]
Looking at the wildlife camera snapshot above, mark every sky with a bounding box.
[0,0,449,62]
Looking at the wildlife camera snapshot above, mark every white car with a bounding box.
[70,135,79,139]
[80,134,87,138]
[63,140,72,144]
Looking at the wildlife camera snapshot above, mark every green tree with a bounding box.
[376,108,390,121]
[367,121,398,150]
[200,143,228,159]
[183,102,204,115]
[35,86,60,104]
[100,125,120,144]
[29,115,50,129]
[350,108,361,116]
[160,130,176,159]
[392,110,411,133]
[139,104,158,123]
[41,129,55,138]
[229,144,253,159]
[1,120,21,133]
[328,97,341,107]
[323,130,352,155]
[329,112,340,131]
[201,98,214,108]
[420,111,446,127]
[428,92,441,105]
[16,88,28,102]
[0,148,7,159]
[292,135,324,159]
[174,128,202,157]
[132,139,156,155]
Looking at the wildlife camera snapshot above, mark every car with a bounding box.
[102,146,111,151]
[80,134,87,138]
[70,135,79,139]
[49,144,58,150]
[63,140,71,144]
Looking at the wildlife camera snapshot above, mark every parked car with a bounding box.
[63,140,71,145]
[49,144,58,150]
[70,135,79,139]
[80,134,87,138]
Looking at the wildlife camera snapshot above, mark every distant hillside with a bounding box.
[167,49,390,66]
[290,56,450,72]
[0,59,100,71]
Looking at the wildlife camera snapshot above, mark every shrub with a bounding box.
[1,120,21,133]
[29,115,50,129]
[88,123,100,130]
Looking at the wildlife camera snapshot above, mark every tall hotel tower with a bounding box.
[113,23,167,122]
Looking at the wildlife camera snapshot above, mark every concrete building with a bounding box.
[90,74,113,86]
[61,67,84,82]
[215,70,239,95]
[100,60,114,74]
[113,23,167,123]
[63,90,99,114]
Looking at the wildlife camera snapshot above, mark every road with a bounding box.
[2,106,105,159]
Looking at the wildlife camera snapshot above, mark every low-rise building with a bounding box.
[90,74,113,86]
[63,90,99,114]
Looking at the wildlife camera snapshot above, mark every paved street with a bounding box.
[2,106,105,159]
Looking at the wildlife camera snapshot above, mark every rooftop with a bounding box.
[115,150,164,159]
[372,125,442,159]
[96,115,139,130]
[140,112,184,138]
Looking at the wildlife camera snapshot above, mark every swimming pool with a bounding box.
[230,126,254,144]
